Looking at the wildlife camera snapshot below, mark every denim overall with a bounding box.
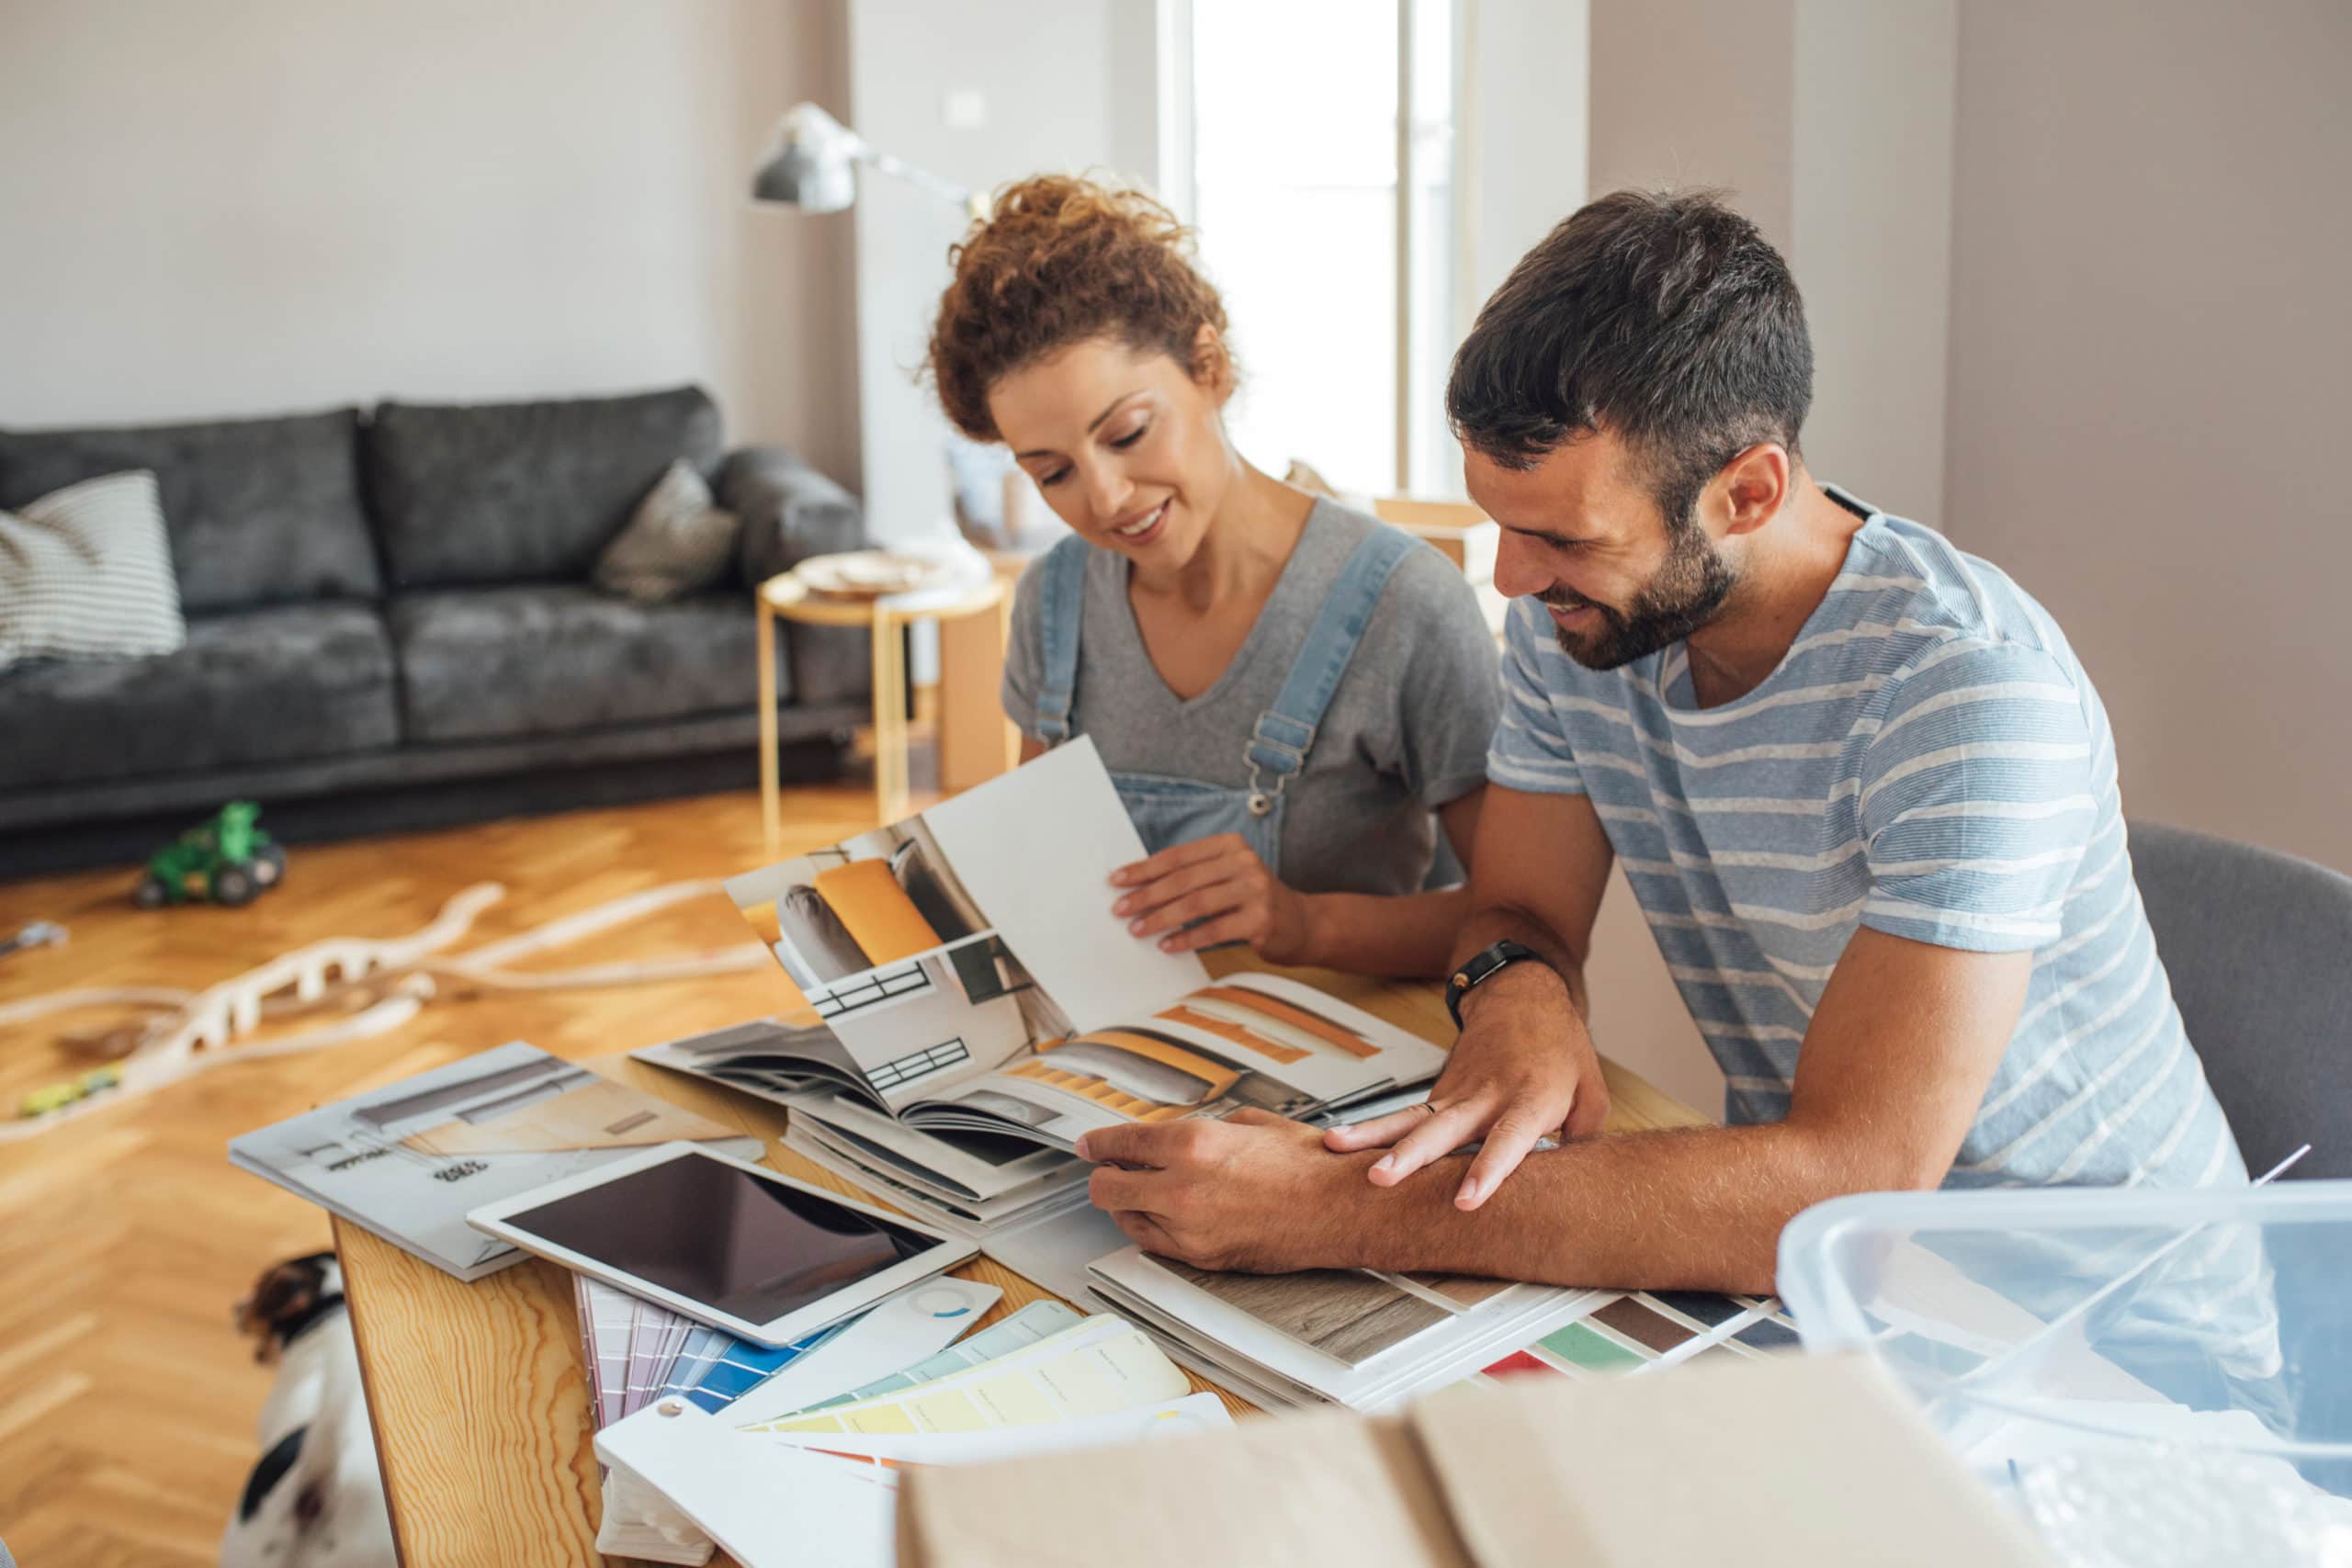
[1031,526,1418,875]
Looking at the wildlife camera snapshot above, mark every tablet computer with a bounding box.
[467,1141,977,1347]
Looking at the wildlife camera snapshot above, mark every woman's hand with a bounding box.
[1110,833,1316,964]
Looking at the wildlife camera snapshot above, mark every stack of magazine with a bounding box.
[228,1042,762,1279]
[635,739,1452,1240]
[1083,1247,1792,1412]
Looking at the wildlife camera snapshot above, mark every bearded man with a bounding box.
[1074,190,2256,1345]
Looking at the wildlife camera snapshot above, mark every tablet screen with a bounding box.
[503,1153,940,1326]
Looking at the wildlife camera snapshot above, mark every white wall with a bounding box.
[1943,0,2352,873]
[0,0,860,484]
[845,0,1146,546]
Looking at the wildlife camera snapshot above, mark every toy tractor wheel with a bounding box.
[253,843,288,887]
[211,864,258,908]
[133,875,171,909]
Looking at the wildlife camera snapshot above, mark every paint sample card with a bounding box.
[742,1316,1189,1438]
[721,1277,1001,1426]
[1474,1290,1787,1384]
[798,1299,1083,1412]
[690,1320,856,1413]
[1591,1296,1701,1355]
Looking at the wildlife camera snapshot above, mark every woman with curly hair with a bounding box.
[928,175,1498,978]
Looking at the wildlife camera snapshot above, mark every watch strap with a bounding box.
[1445,940,1545,1030]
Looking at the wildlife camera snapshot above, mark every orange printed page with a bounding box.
[813,859,943,965]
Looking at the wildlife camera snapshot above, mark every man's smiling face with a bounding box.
[1466,428,1741,671]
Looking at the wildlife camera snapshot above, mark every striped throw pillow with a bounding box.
[0,469,187,671]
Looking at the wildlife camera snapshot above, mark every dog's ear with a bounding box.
[235,1252,337,1362]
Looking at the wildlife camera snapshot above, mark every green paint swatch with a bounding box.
[1536,1320,1648,1373]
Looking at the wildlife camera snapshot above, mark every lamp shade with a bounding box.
[751,102,863,213]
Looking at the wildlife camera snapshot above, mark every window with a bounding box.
[1172,0,1467,498]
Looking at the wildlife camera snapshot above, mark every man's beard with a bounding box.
[1544,522,1739,671]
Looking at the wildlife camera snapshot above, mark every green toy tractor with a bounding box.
[132,800,288,908]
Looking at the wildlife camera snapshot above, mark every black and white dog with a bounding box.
[220,1254,397,1568]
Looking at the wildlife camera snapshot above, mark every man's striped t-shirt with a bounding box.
[1488,490,2246,1196]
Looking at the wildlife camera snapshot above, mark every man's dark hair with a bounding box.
[1447,188,1813,529]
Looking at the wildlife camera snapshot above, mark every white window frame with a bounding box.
[1158,0,1477,496]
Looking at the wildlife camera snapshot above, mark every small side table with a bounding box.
[756,570,1017,852]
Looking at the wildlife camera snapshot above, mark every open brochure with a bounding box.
[228,1041,762,1280]
[638,741,1449,1177]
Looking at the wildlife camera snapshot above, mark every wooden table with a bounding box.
[755,571,1019,854]
[335,957,1709,1566]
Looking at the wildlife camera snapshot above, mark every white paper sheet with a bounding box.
[763,1392,1233,1465]
[597,1404,897,1568]
[980,1198,1131,1306]
[920,738,1204,1033]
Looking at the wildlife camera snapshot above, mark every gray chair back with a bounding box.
[2128,819,2352,1179]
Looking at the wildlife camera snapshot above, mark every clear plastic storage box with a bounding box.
[1778,1182,2352,1566]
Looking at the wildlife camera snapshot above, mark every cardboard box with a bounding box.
[896,1351,2053,1568]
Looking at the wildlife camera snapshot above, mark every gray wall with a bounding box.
[845,0,1148,546]
[1582,0,1960,1115]
[0,0,860,483]
[1944,0,2352,873]
[1588,0,1956,519]
[1466,0,1592,308]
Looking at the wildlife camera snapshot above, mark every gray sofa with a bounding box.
[0,385,869,877]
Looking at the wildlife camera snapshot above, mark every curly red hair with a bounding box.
[926,175,1232,443]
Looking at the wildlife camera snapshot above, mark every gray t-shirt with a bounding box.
[1001,499,1500,897]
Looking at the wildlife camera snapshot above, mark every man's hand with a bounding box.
[1110,834,1315,963]
[1323,964,1608,1209]
[1075,1110,1368,1273]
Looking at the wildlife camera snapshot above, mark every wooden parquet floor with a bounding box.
[0,783,909,1565]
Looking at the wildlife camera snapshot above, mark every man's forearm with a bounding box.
[1325,1121,1870,1294]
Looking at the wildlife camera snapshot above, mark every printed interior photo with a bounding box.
[729,816,990,992]
[725,818,1075,1110]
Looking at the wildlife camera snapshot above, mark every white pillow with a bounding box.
[0,468,187,671]
[593,458,741,604]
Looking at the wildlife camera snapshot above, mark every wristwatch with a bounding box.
[1444,940,1549,1029]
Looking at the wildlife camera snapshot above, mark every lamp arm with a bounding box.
[862,149,982,217]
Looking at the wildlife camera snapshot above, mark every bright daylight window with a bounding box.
[1182,0,1464,499]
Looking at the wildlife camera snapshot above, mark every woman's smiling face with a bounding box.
[988,332,1236,570]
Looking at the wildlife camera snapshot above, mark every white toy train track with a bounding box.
[1,880,768,1142]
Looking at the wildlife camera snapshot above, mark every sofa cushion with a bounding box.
[390,584,784,744]
[0,408,380,613]
[0,601,398,792]
[0,470,187,671]
[368,386,724,590]
[593,458,741,604]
